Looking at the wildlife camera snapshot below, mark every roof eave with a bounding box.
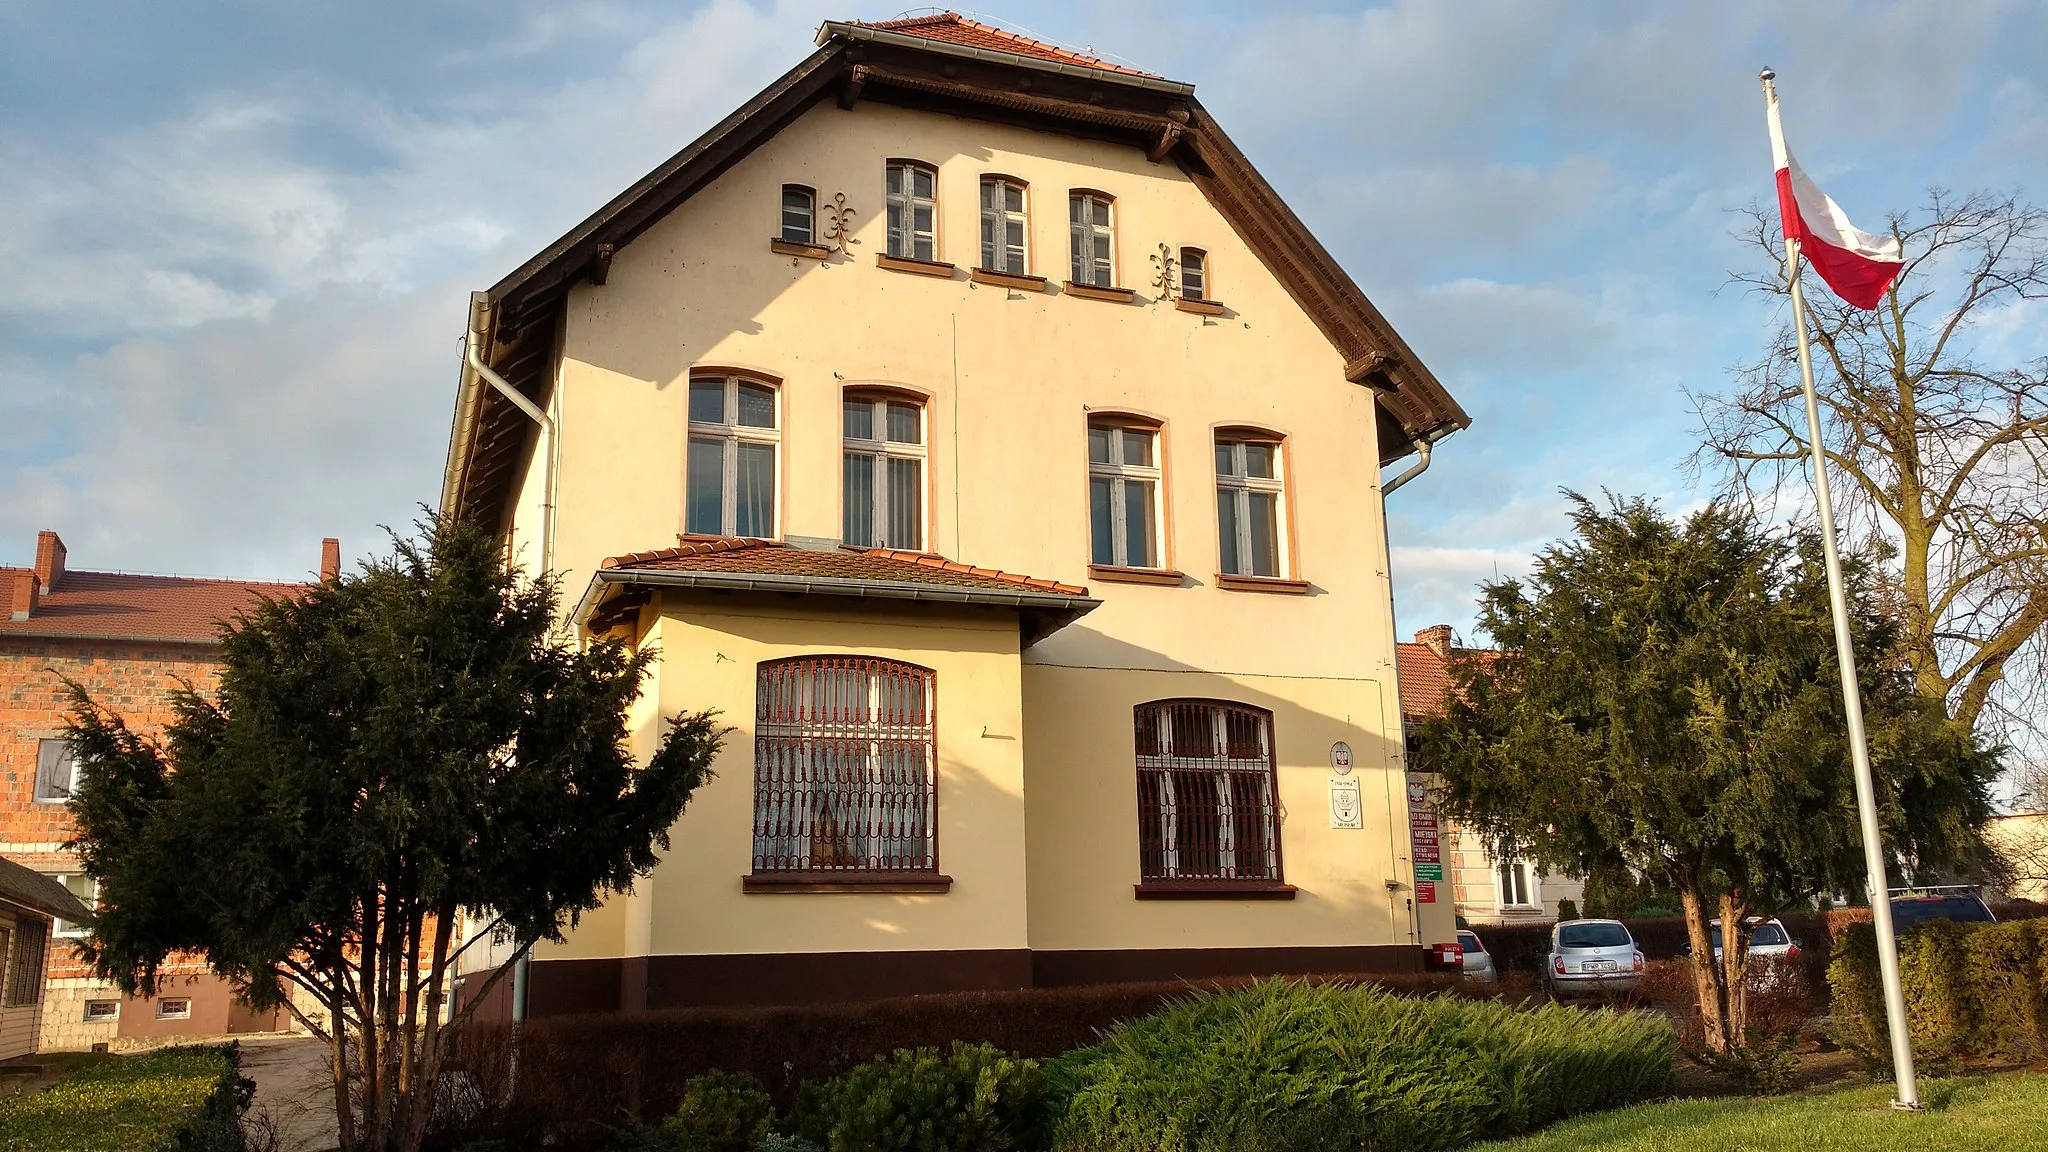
[816,21,1193,94]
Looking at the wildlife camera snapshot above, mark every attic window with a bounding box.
[1180,248,1207,300]
[980,176,1028,275]
[886,161,937,261]
[1069,191,1115,288]
[780,185,816,245]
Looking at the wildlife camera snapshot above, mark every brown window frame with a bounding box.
[748,655,949,892]
[1132,699,1293,898]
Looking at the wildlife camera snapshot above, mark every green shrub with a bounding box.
[1828,918,2048,1068]
[1556,898,1580,922]
[795,1042,1042,1152]
[636,1070,778,1152]
[0,1044,246,1152]
[1046,978,1673,1152]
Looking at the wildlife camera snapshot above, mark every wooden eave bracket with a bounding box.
[840,64,870,109]
[587,243,616,286]
[1147,121,1185,163]
[1345,350,1401,389]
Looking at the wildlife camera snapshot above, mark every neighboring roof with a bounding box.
[1396,640,1499,720]
[0,855,90,923]
[442,17,1469,530]
[852,12,1158,78]
[578,538,1098,646]
[0,570,298,645]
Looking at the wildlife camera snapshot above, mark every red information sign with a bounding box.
[1415,880,1437,904]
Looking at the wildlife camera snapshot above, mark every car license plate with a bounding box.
[1585,960,1617,973]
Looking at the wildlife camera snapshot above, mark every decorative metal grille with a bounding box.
[754,656,937,874]
[1134,700,1281,883]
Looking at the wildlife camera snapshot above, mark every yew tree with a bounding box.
[64,516,722,1152]
[1414,495,1995,1053]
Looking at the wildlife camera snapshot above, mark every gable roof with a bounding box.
[0,855,90,923]
[442,16,1469,530]
[0,569,299,645]
[576,538,1098,646]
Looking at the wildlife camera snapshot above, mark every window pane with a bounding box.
[686,437,725,535]
[1089,477,1116,565]
[886,401,920,444]
[1092,198,1110,226]
[1217,489,1241,574]
[1069,195,1083,224]
[1070,231,1084,284]
[843,452,875,546]
[980,179,995,210]
[887,201,906,257]
[913,227,934,263]
[1004,184,1023,212]
[781,188,813,243]
[1087,426,1111,464]
[35,740,72,801]
[689,380,726,425]
[981,212,997,269]
[1120,429,1152,467]
[1003,220,1024,271]
[1215,443,1237,476]
[735,443,776,537]
[736,382,776,428]
[887,457,922,550]
[1182,250,1205,299]
[1123,479,1155,568]
[888,165,904,196]
[1249,491,1280,577]
[1244,443,1276,478]
[913,166,934,198]
[843,398,873,441]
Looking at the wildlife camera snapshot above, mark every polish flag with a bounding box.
[1773,149,1902,310]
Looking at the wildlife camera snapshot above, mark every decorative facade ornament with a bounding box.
[1148,243,1178,300]
[822,192,858,254]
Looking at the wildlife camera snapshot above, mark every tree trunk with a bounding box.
[1717,890,1751,1044]
[1679,886,1732,1052]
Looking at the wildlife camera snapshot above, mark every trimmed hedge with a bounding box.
[1045,979,1674,1152]
[1828,918,2048,1066]
[0,1044,248,1152]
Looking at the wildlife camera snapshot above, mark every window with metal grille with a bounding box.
[842,393,925,550]
[753,657,937,875]
[3,918,46,1006]
[1134,700,1283,886]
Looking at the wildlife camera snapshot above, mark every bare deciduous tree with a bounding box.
[1694,190,2048,749]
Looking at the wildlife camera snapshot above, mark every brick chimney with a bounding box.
[6,569,36,621]
[320,538,341,583]
[34,530,66,594]
[1416,624,1454,659]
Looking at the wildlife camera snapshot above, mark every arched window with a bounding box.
[1133,700,1283,888]
[980,175,1029,274]
[780,185,816,245]
[1069,190,1115,287]
[1179,247,1207,300]
[686,373,778,538]
[1087,415,1163,569]
[843,391,926,550]
[753,657,938,876]
[886,160,938,261]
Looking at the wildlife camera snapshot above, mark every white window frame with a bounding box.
[1088,421,1164,569]
[885,161,937,261]
[1069,191,1115,287]
[156,997,192,1020]
[1215,437,1289,578]
[780,184,816,245]
[1496,855,1541,912]
[842,394,927,551]
[979,176,1029,274]
[685,375,780,539]
[1180,247,1207,300]
[83,999,120,1022]
[52,874,97,939]
[34,738,74,804]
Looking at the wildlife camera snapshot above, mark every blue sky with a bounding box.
[3,0,2045,645]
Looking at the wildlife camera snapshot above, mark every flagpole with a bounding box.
[1760,66,1920,1110]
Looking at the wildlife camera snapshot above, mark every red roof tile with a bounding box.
[603,538,1090,597]
[0,570,303,644]
[855,12,1158,78]
[1397,640,1499,720]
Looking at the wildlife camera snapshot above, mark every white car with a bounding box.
[1545,918,1644,999]
[1457,930,1497,982]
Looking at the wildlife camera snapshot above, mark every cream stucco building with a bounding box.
[441,14,1470,1015]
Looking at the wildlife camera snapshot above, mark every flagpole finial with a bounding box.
[1760,66,1776,82]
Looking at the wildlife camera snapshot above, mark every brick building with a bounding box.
[1,529,332,1049]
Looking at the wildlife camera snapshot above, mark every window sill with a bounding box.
[744,871,953,894]
[1135,881,1298,900]
[1176,297,1226,315]
[876,254,957,278]
[1215,574,1311,594]
[1089,564,1185,587]
[1064,281,1135,303]
[970,268,1049,292]
[771,238,832,260]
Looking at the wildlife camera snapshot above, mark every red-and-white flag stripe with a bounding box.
[1765,106,1902,309]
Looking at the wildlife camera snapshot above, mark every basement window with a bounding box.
[157,998,192,1020]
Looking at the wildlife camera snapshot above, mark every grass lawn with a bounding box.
[1476,1072,2048,1151]
[0,1046,231,1152]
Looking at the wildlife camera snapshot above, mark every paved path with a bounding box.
[239,1037,339,1152]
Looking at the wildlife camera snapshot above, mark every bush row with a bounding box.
[442,972,1473,1133]
[1829,918,2048,1066]
[620,980,1674,1152]
[0,1044,247,1152]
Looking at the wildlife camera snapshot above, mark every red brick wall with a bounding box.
[1,635,224,982]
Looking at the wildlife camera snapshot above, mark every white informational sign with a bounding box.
[1328,776,1363,829]
[1330,741,1354,775]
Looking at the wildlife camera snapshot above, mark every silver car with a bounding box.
[1546,918,1644,999]
[1458,930,1497,982]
